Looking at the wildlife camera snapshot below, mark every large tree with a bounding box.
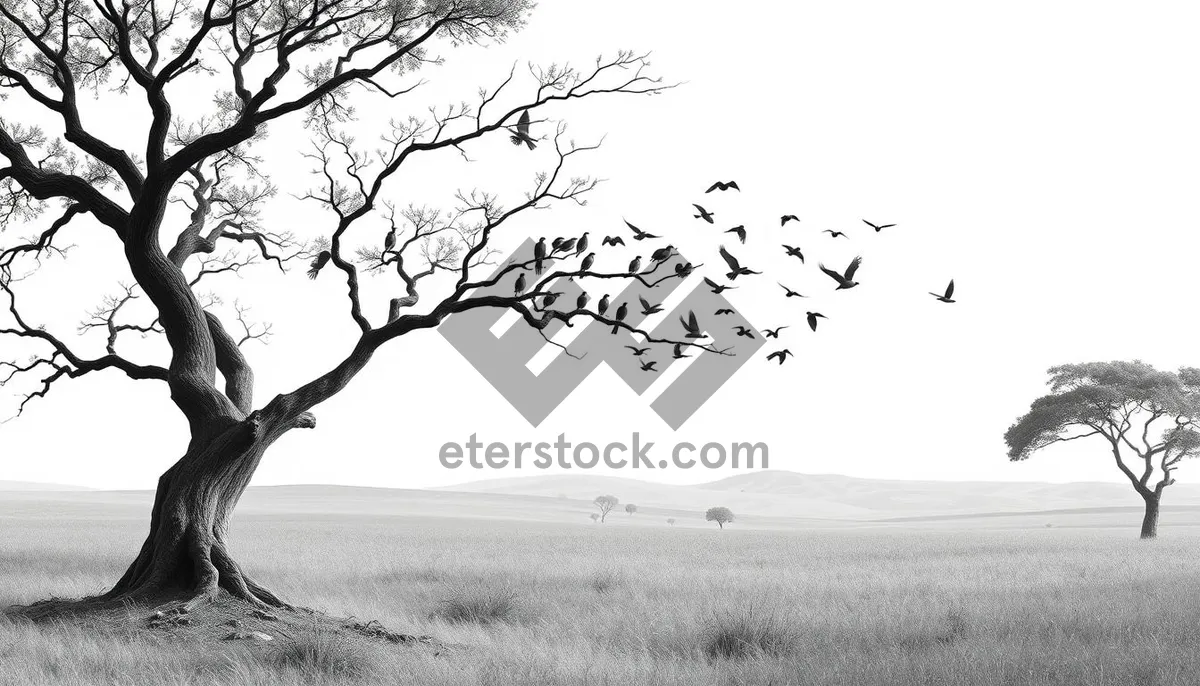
[1005,361,1200,539]
[0,0,720,613]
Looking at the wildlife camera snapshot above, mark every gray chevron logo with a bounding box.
[439,240,763,429]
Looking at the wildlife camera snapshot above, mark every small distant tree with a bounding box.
[594,495,619,523]
[666,518,676,526]
[625,504,638,516]
[1006,361,1200,539]
[589,513,599,523]
[705,507,735,529]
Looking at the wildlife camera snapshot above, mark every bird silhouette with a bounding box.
[692,204,715,224]
[509,110,537,149]
[534,237,547,276]
[307,250,331,279]
[763,326,788,338]
[779,283,807,298]
[863,219,896,233]
[576,292,590,310]
[733,325,755,339]
[806,311,827,331]
[575,232,589,256]
[725,225,747,243]
[819,256,862,290]
[602,235,626,247]
[766,349,793,365]
[598,294,610,316]
[781,215,800,226]
[627,256,642,273]
[704,277,735,294]
[383,228,397,253]
[625,220,660,241]
[612,302,628,334]
[715,308,735,315]
[706,181,740,193]
[680,310,704,338]
[580,252,595,271]
[782,244,805,262]
[626,346,650,356]
[557,237,577,254]
[651,245,675,262]
[513,272,527,294]
[718,246,760,280]
[551,237,564,251]
[675,262,694,278]
[639,295,663,315]
[930,279,956,303]
[823,230,848,239]
[672,343,691,359]
[542,293,559,308]
[640,360,658,372]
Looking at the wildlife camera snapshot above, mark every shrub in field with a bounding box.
[701,605,795,660]
[436,586,523,625]
[625,503,638,515]
[269,626,380,681]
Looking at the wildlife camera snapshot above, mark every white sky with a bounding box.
[2,0,1199,490]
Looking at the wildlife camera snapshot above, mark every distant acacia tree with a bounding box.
[1006,361,1200,539]
[666,518,676,526]
[0,0,720,615]
[625,503,638,515]
[594,495,619,523]
[589,513,599,523]
[705,507,734,529]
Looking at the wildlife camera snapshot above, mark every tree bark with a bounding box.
[1140,493,1161,539]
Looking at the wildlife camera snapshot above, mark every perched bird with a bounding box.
[715,308,735,316]
[598,294,610,316]
[706,180,740,193]
[640,360,658,372]
[383,227,397,253]
[692,204,715,224]
[307,250,331,279]
[781,215,800,226]
[551,237,564,251]
[718,245,760,280]
[806,311,827,331]
[576,292,590,310]
[779,283,806,298]
[612,302,628,334]
[680,310,704,338]
[509,110,537,149]
[930,279,956,303]
[823,229,848,239]
[819,256,863,290]
[639,295,663,316]
[733,325,755,339]
[675,262,694,278]
[557,237,577,254]
[575,233,589,257]
[580,252,595,271]
[672,343,691,359]
[542,293,559,308]
[626,346,650,357]
[725,225,747,243]
[763,326,788,339]
[782,244,805,262]
[704,277,735,294]
[534,237,547,276]
[863,219,896,233]
[513,272,527,294]
[766,349,793,365]
[627,256,642,273]
[650,245,675,262]
[625,220,659,241]
[602,235,626,247]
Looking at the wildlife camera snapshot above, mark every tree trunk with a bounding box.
[1140,494,1161,540]
[102,411,292,608]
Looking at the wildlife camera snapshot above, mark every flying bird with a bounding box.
[651,245,675,263]
[819,256,862,290]
[763,326,788,339]
[715,308,735,316]
[680,310,704,338]
[672,343,691,359]
[602,235,626,247]
[640,360,658,372]
[780,215,800,226]
[718,246,760,280]
[307,250,331,279]
[930,279,956,303]
[627,256,642,273]
[534,237,547,276]
[626,346,650,357]
[725,225,747,243]
[705,180,740,193]
[598,294,610,316]
[823,230,848,239]
[513,272,527,294]
[639,295,663,316]
[692,204,715,224]
[612,302,628,334]
[703,277,735,294]
[625,220,659,241]
[766,349,793,365]
[806,311,827,331]
[733,325,755,339]
[782,244,805,262]
[509,110,537,149]
[863,219,896,233]
[779,283,807,298]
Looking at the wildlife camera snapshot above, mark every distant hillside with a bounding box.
[0,480,92,492]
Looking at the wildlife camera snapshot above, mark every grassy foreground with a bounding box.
[2,507,1200,685]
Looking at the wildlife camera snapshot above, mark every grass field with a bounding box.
[3,490,1200,685]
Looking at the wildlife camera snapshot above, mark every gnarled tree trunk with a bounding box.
[1140,493,1161,540]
